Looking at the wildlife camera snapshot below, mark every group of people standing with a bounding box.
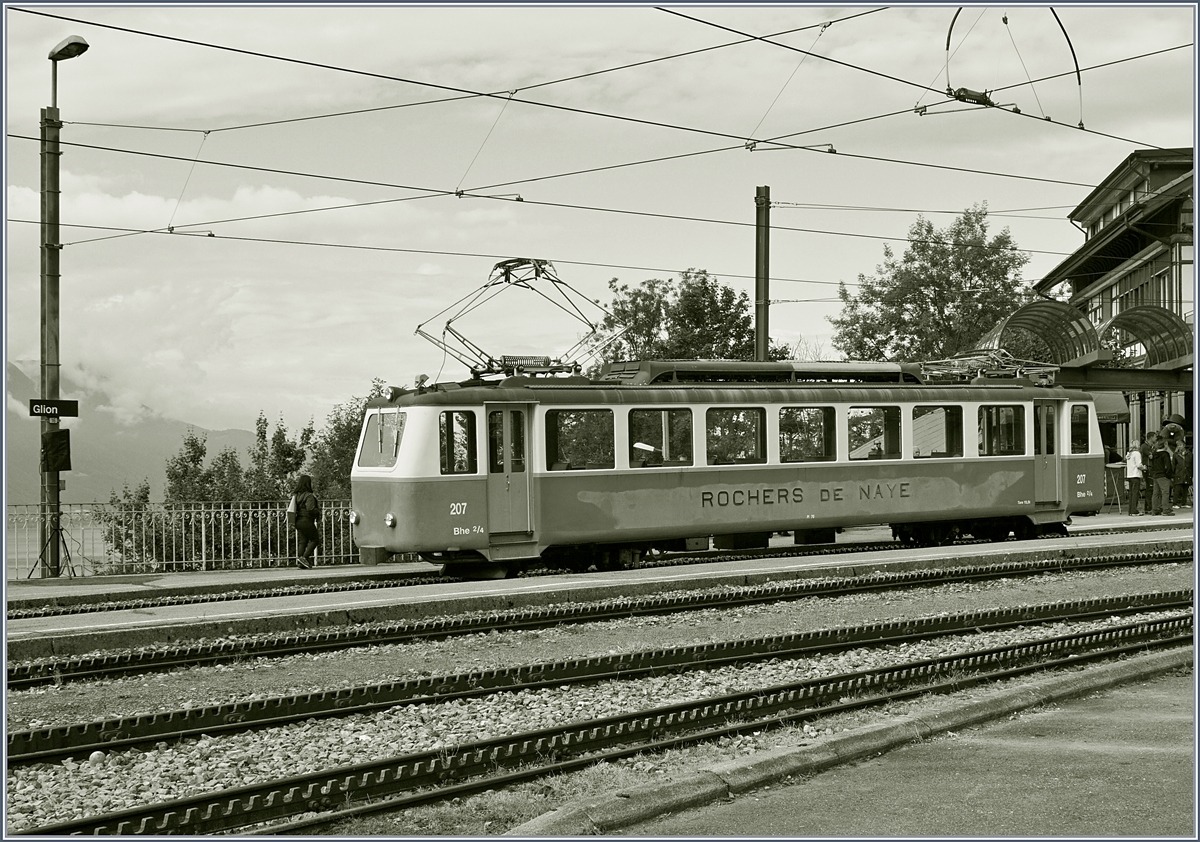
[1123,421,1192,516]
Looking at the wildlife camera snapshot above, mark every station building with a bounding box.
[971,147,1193,453]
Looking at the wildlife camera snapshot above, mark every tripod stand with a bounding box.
[33,513,76,578]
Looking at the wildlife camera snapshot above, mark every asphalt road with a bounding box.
[619,669,1195,837]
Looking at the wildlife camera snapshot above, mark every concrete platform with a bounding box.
[6,510,1190,609]
[5,513,1192,660]
[508,648,1195,837]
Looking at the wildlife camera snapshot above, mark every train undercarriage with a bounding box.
[416,514,1070,579]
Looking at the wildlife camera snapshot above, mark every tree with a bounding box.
[829,204,1032,361]
[243,412,314,500]
[597,269,790,362]
[164,416,313,504]
[164,430,213,502]
[309,379,388,499]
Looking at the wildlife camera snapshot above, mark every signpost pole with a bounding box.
[39,36,88,578]
[40,102,62,578]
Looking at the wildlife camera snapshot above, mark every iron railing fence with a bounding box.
[6,500,356,580]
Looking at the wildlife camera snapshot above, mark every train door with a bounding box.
[486,404,532,534]
[1033,400,1060,503]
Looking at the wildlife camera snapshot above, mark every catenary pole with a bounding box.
[754,185,770,361]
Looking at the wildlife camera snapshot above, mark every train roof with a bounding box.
[367,360,1094,409]
[594,359,925,385]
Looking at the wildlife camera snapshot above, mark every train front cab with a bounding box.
[350,399,541,576]
[1048,396,1106,523]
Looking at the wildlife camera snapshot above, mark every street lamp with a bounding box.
[39,34,88,578]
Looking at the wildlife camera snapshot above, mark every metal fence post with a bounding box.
[200,506,208,572]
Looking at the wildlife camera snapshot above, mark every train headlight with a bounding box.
[384,513,396,528]
[348,510,359,525]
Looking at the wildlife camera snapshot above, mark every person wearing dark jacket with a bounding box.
[1147,442,1175,516]
[1140,433,1158,514]
[291,474,321,568]
[1172,443,1192,509]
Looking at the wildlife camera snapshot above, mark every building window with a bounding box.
[1180,244,1193,321]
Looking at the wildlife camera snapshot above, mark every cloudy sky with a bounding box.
[5,3,1195,434]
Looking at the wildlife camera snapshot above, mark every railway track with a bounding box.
[7,549,1190,689]
[4,572,455,621]
[12,605,1190,836]
[8,521,1184,620]
[9,589,1190,766]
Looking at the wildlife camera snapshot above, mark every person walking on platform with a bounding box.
[1172,439,1192,510]
[1124,439,1144,516]
[1140,433,1158,514]
[1147,441,1174,516]
[290,474,322,568]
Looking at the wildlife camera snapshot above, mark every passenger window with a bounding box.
[546,409,614,470]
[487,410,526,473]
[1070,405,1090,454]
[912,406,963,458]
[488,412,503,473]
[357,410,406,468]
[849,406,901,460]
[978,405,1026,456]
[779,407,835,462]
[1034,404,1056,456]
[629,409,693,467]
[706,407,766,465]
[511,411,525,472]
[439,410,477,475]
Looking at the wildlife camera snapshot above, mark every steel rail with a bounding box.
[8,589,1191,766]
[9,521,1184,619]
[6,573,453,620]
[7,550,1190,689]
[15,616,1191,836]
[263,627,1194,836]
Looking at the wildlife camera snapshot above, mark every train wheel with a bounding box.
[442,561,512,580]
[928,523,960,546]
[971,521,1011,542]
[1013,519,1039,541]
[1041,521,1069,538]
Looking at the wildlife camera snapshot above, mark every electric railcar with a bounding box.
[349,360,1105,578]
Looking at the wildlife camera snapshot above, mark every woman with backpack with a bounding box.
[289,474,322,568]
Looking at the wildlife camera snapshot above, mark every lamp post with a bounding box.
[39,35,88,578]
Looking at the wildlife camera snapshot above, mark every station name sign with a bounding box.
[29,399,79,418]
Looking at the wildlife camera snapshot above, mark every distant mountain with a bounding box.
[6,362,255,505]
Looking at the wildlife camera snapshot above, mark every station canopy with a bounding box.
[972,300,1106,367]
[1097,304,1194,370]
[972,300,1193,371]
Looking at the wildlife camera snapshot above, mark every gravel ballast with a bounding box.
[5,563,1193,833]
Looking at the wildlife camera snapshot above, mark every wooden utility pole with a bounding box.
[754,185,770,361]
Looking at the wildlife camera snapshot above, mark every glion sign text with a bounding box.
[29,399,79,418]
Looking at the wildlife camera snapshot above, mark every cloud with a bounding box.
[5,4,1192,438]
